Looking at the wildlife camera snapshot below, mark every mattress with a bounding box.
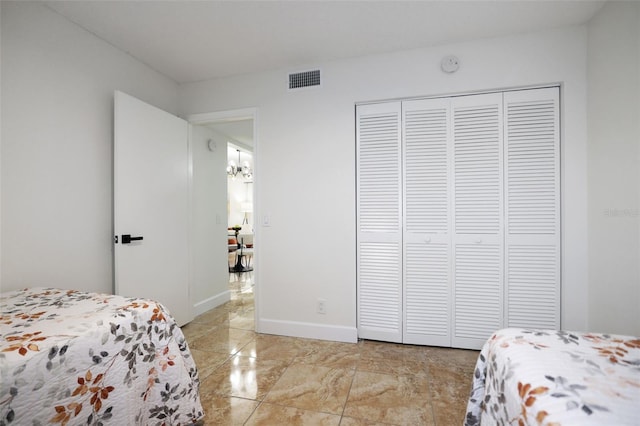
[465,328,640,426]
[0,287,203,425]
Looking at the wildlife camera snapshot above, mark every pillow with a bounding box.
[228,238,237,245]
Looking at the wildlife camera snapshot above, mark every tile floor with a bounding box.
[181,272,479,425]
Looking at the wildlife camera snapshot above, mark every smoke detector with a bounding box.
[441,55,460,73]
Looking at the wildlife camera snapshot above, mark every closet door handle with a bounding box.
[425,237,431,243]
[475,238,482,244]
[121,234,143,244]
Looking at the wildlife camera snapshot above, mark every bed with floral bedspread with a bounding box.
[465,328,640,426]
[0,288,203,425]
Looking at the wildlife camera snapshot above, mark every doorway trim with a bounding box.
[187,107,259,330]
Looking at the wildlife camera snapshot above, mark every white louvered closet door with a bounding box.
[356,102,403,343]
[504,88,560,329]
[402,98,452,346]
[451,93,504,350]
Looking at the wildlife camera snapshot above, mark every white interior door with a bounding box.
[356,102,403,343]
[504,87,560,330]
[451,93,504,349]
[402,97,452,346]
[114,91,192,326]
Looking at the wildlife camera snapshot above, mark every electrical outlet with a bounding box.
[317,298,326,314]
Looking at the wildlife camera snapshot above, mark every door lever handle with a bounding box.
[121,234,143,244]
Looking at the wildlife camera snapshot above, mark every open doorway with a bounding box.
[188,108,257,326]
[225,143,254,299]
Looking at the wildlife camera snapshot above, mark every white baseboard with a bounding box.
[193,290,231,316]
[257,318,358,344]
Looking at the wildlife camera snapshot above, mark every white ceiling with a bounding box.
[45,0,605,85]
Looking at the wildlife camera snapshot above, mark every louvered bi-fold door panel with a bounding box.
[401,98,452,346]
[451,93,504,350]
[356,102,403,343]
[504,88,560,329]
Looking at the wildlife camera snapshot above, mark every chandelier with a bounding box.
[227,149,252,180]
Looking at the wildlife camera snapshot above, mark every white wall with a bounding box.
[180,26,590,341]
[587,1,640,336]
[1,2,178,294]
[190,125,230,314]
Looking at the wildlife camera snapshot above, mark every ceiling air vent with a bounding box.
[288,69,321,90]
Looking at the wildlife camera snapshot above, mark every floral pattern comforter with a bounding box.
[465,328,640,426]
[0,288,203,425]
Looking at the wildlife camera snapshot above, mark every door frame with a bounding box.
[187,107,259,329]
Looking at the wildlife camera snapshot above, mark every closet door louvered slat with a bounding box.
[504,88,560,329]
[451,93,504,349]
[402,98,452,346]
[357,102,403,343]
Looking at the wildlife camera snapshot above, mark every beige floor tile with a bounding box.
[359,340,428,361]
[199,354,290,400]
[431,399,468,426]
[228,310,255,330]
[427,363,474,426]
[264,364,354,415]
[190,348,231,380]
[427,357,476,384]
[192,308,230,326]
[357,354,429,377]
[237,334,302,361]
[423,346,479,369]
[245,402,341,426]
[182,322,216,341]
[228,271,253,287]
[227,293,254,311]
[343,371,434,425]
[294,340,360,370]
[339,417,395,426]
[189,327,255,354]
[200,394,259,425]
